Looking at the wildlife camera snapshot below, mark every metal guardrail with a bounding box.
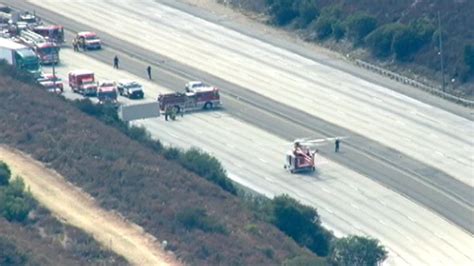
[354,59,474,108]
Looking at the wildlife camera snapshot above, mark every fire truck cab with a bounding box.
[68,70,97,96]
[97,81,118,105]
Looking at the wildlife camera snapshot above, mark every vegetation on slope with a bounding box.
[220,0,474,95]
[0,161,127,266]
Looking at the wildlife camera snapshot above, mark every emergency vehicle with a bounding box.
[16,29,59,64]
[32,25,64,44]
[68,70,97,96]
[76,31,101,50]
[97,81,118,105]
[284,137,347,174]
[157,81,221,113]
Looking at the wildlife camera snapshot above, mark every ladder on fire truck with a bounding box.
[18,29,48,46]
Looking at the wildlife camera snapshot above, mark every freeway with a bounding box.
[43,46,474,266]
[11,0,473,233]
[22,0,474,188]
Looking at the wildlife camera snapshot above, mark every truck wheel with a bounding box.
[204,102,213,110]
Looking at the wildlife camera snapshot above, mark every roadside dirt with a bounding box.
[0,145,180,266]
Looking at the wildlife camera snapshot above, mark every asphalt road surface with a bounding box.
[38,48,473,265]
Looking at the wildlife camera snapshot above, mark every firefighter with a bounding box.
[170,107,177,121]
[147,65,152,80]
[113,56,119,69]
[164,106,170,121]
[335,138,340,153]
[72,38,79,52]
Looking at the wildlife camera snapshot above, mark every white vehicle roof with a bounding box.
[186,81,205,87]
[69,69,94,76]
[99,80,115,86]
[188,86,218,93]
[118,80,141,86]
[0,37,28,49]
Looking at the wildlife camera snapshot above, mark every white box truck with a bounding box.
[0,37,41,77]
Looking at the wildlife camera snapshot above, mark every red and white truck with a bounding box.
[97,81,118,105]
[32,24,64,44]
[68,70,97,96]
[157,81,221,113]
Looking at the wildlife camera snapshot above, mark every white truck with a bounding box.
[0,37,41,77]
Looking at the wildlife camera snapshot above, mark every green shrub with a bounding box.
[345,13,377,42]
[179,148,236,195]
[329,235,388,266]
[313,16,334,40]
[266,0,298,26]
[282,254,326,266]
[294,0,319,27]
[271,195,331,256]
[176,207,226,234]
[392,27,421,61]
[0,178,36,222]
[0,161,11,186]
[162,147,181,160]
[332,21,345,41]
[365,23,404,57]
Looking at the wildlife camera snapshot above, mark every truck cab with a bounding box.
[97,81,118,105]
[68,70,97,96]
[76,31,101,50]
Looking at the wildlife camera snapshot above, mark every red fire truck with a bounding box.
[32,25,64,44]
[15,29,60,64]
[68,70,97,96]
[157,81,221,113]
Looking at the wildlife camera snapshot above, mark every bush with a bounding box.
[0,161,11,186]
[392,26,421,61]
[282,254,326,266]
[271,195,331,256]
[465,44,474,71]
[0,237,28,265]
[332,21,345,41]
[0,178,36,222]
[266,0,298,26]
[345,13,377,43]
[294,0,319,27]
[329,235,388,266]
[179,148,236,195]
[0,60,36,85]
[313,16,334,40]
[176,207,227,234]
[365,23,404,57]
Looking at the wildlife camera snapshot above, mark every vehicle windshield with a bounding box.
[124,82,141,89]
[98,91,117,99]
[38,47,59,54]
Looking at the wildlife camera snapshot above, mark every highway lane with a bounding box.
[12,0,474,233]
[23,0,474,188]
[43,47,474,266]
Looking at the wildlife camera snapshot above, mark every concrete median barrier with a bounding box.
[118,102,160,121]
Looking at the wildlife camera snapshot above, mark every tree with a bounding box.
[313,16,333,40]
[294,0,319,27]
[271,195,331,256]
[392,26,420,61]
[0,178,35,222]
[266,0,298,26]
[465,44,474,71]
[0,237,28,265]
[345,13,377,43]
[329,235,388,266]
[0,161,11,186]
[365,23,404,57]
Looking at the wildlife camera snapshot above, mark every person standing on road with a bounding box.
[113,56,119,69]
[335,138,341,153]
[72,38,79,52]
[147,65,152,80]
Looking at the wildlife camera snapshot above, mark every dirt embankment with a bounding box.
[0,146,180,266]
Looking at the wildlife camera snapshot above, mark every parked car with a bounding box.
[117,80,144,99]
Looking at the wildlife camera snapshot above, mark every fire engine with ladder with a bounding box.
[14,29,59,64]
